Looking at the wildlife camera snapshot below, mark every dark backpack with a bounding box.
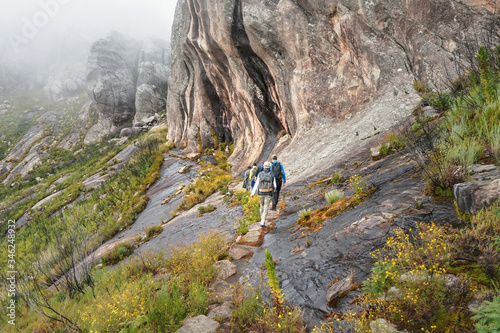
[272,161,282,180]
[259,171,273,193]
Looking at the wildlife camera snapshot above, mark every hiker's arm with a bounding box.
[251,175,259,197]
[281,163,286,183]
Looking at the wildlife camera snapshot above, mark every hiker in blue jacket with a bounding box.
[270,155,286,210]
[251,161,276,228]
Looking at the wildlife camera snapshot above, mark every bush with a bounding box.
[349,174,368,194]
[81,278,149,332]
[165,231,227,289]
[186,280,209,316]
[145,225,163,239]
[231,289,264,331]
[297,208,313,218]
[325,189,344,204]
[358,223,475,331]
[102,241,135,265]
[237,219,249,234]
[472,294,500,332]
[198,204,216,215]
[147,282,186,332]
[330,172,344,184]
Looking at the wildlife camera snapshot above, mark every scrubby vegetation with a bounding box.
[1,42,500,333]
[176,150,232,212]
[297,174,374,228]
[314,45,500,332]
[233,189,260,234]
[325,189,344,204]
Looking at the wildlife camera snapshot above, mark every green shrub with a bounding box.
[145,225,163,239]
[198,204,216,215]
[297,208,313,218]
[147,282,186,332]
[237,219,249,234]
[472,294,500,332]
[231,289,264,331]
[325,189,344,204]
[102,242,134,265]
[349,174,368,194]
[186,280,209,316]
[330,172,344,184]
[243,195,261,225]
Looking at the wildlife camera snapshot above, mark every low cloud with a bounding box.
[0,0,178,72]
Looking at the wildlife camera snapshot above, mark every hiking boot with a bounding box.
[260,224,266,229]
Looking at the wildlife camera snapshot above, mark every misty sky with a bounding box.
[0,0,179,67]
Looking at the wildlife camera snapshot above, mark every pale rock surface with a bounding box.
[167,0,495,180]
[326,273,353,302]
[370,318,400,333]
[454,170,500,215]
[207,301,232,320]
[176,315,220,333]
[213,260,237,280]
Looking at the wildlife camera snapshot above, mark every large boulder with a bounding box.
[454,167,500,215]
[166,0,496,178]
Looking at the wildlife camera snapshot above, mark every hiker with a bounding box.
[241,165,252,191]
[270,155,286,210]
[249,163,258,189]
[251,161,276,228]
[256,160,265,176]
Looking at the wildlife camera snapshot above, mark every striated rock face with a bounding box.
[166,0,496,178]
[85,33,170,144]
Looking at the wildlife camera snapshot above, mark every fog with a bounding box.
[0,0,179,90]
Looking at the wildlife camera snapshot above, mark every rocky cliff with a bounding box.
[166,0,496,180]
[85,32,170,144]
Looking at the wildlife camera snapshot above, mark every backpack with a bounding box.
[249,166,258,180]
[259,171,273,193]
[272,161,282,180]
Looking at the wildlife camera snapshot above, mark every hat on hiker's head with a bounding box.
[261,160,265,164]
[264,161,271,169]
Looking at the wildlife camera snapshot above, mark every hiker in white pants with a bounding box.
[251,161,276,228]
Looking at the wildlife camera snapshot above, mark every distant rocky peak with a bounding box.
[84,31,170,144]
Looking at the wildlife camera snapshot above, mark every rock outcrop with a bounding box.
[85,32,143,142]
[453,165,500,215]
[133,39,170,125]
[166,0,496,178]
[84,33,170,144]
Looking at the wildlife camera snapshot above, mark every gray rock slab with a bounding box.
[209,280,235,305]
[229,244,258,260]
[238,230,261,244]
[207,301,232,320]
[468,164,497,174]
[177,315,220,333]
[214,260,237,280]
